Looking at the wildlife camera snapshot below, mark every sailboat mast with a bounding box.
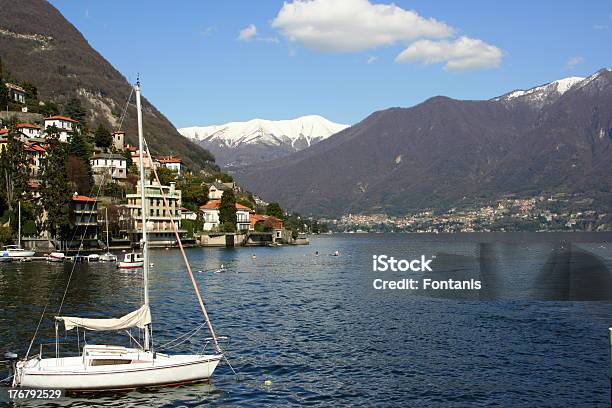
[105,207,110,250]
[135,80,151,351]
[18,201,21,248]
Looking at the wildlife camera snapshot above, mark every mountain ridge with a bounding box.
[234,69,612,217]
[178,115,348,167]
[0,0,215,170]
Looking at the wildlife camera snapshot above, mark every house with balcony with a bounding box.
[90,153,127,184]
[68,193,99,249]
[126,181,185,246]
[44,115,80,142]
[199,199,253,232]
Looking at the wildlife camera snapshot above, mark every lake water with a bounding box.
[1,232,611,407]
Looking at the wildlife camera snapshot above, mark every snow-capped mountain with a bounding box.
[492,76,585,108]
[178,115,349,168]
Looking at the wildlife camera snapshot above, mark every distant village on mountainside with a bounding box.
[0,59,319,252]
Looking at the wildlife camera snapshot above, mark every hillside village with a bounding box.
[0,64,311,251]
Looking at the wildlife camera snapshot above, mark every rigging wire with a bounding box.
[143,139,222,353]
[116,86,134,132]
[25,172,107,359]
[144,138,239,379]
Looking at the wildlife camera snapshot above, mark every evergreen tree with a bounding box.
[219,190,237,232]
[40,126,71,240]
[68,129,93,192]
[0,57,6,108]
[64,97,87,123]
[0,82,7,109]
[266,202,284,220]
[94,124,112,149]
[0,126,30,212]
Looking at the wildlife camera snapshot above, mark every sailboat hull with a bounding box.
[14,349,222,391]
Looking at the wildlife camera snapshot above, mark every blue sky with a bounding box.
[50,0,612,127]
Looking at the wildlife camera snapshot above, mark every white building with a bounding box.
[16,123,42,139]
[90,153,127,183]
[199,199,252,232]
[158,156,185,176]
[180,207,197,221]
[126,181,185,246]
[44,115,80,142]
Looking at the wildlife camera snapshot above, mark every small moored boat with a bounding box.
[47,252,65,263]
[117,252,144,269]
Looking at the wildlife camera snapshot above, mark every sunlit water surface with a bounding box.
[0,233,611,407]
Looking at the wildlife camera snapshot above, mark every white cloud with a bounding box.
[367,56,378,64]
[395,36,502,71]
[238,24,258,41]
[566,56,584,70]
[271,0,453,52]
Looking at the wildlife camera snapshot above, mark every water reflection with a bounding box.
[0,233,611,407]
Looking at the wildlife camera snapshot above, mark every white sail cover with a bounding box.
[55,305,151,331]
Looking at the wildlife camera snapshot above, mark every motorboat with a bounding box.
[100,252,117,262]
[87,254,100,262]
[117,252,144,269]
[47,252,65,263]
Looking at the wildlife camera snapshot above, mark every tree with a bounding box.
[39,101,59,117]
[266,202,284,220]
[254,220,272,232]
[67,155,92,195]
[0,127,30,212]
[0,82,7,109]
[0,57,7,108]
[94,124,112,149]
[219,190,237,232]
[0,225,11,244]
[40,126,71,240]
[64,97,87,123]
[150,166,177,186]
[178,174,208,209]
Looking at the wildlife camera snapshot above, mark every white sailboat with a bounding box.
[11,80,225,391]
[100,207,117,262]
[1,202,35,259]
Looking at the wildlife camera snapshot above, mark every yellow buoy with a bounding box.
[264,379,272,386]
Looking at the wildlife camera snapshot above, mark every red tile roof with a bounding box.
[44,115,79,123]
[25,143,46,153]
[200,199,221,209]
[16,123,40,129]
[71,195,96,202]
[250,214,284,229]
[199,200,252,211]
[158,155,182,164]
[0,129,7,135]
